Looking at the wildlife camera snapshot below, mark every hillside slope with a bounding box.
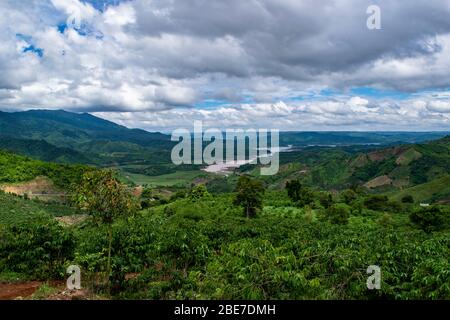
[255,135,450,194]
[0,136,98,164]
[0,192,78,226]
[0,110,171,149]
[0,110,177,170]
[0,150,92,189]
[389,175,450,203]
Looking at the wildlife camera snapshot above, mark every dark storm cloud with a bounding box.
[131,0,450,82]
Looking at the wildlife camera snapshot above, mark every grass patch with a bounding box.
[31,283,59,300]
[0,192,78,225]
[389,175,450,203]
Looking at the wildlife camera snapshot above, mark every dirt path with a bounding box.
[0,281,42,300]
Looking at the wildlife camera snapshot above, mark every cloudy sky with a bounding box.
[1,0,450,131]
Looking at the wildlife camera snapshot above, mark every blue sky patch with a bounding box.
[16,33,44,58]
[57,23,68,34]
[350,87,411,99]
[195,99,229,109]
[23,45,44,57]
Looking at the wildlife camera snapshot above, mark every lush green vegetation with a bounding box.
[390,175,450,204]
[2,110,449,193]
[72,190,449,299]
[0,212,75,280]
[0,136,95,164]
[1,111,450,300]
[0,150,93,189]
[247,136,450,204]
[2,181,448,299]
[0,192,78,226]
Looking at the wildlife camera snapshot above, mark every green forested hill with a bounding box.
[0,110,172,149]
[0,150,93,188]
[389,175,450,203]
[249,135,450,199]
[0,110,176,170]
[0,136,98,164]
[279,131,450,146]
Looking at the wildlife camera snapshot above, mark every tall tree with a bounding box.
[233,175,265,218]
[72,170,139,287]
[286,179,314,207]
[286,179,302,202]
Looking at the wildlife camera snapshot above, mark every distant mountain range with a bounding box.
[1,109,448,151]
[0,109,170,148]
[0,109,450,186]
[0,109,450,202]
[0,136,93,164]
[0,110,174,166]
[279,131,450,147]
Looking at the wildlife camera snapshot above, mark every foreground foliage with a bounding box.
[70,193,450,300]
[1,177,449,299]
[72,170,139,286]
[0,213,75,279]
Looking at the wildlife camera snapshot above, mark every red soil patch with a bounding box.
[0,281,42,300]
[368,146,406,162]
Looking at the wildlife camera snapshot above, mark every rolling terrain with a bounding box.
[230,135,450,204]
[0,110,449,300]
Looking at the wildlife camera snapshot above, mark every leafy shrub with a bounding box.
[286,179,314,207]
[377,213,393,227]
[141,188,153,199]
[364,195,390,211]
[341,189,357,204]
[318,192,334,209]
[0,213,75,279]
[189,185,211,202]
[364,195,402,212]
[170,191,186,201]
[234,175,265,218]
[195,238,328,299]
[325,203,351,225]
[401,195,414,204]
[410,206,449,233]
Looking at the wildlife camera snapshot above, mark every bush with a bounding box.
[286,180,314,207]
[318,192,333,209]
[170,191,186,201]
[341,189,357,205]
[141,188,153,199]
[409,206,448,233]
[0,213,75,279]
[401,195,414,204]
[377,213,393,227]
[364,195,388,211]
[189,185,211,202]
[325,203,351,225]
